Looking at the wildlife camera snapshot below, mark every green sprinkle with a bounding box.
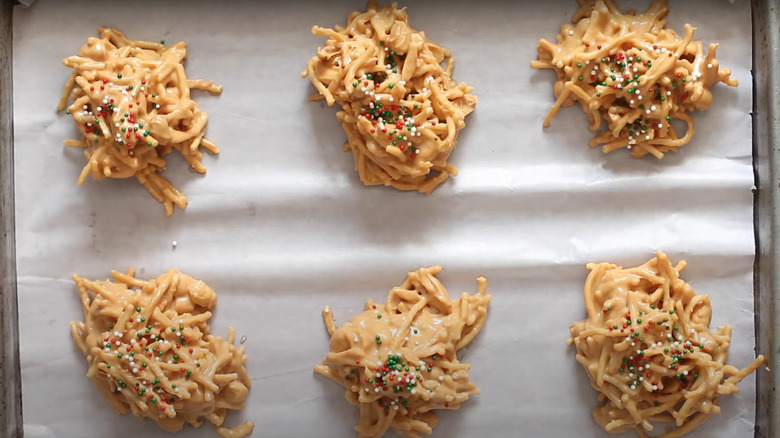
[388,83,394,89]
[65,110,71,114]
[136,307,142,312]
[577,63,582,68]
[377,314,382,319]
[117,73,123,79]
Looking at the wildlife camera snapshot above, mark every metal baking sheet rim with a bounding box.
[0,0,777,437]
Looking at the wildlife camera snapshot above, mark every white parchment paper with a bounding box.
[12,1,757,437]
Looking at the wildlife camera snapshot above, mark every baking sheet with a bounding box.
[11,1,757,437]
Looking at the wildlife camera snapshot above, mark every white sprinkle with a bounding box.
[631,342,636,347]
[82,105,88,110]
[375,388,380,393]
[630,100,635,105]
[365,388,370,392]
[404,337,409,341]
[438,376,444,381]
[638,377,644,381]
[176,331,181,337]
[168,360,173,364]
[633,68,638,72]
[645,135,650,140]
[361,87,366,92]
[638,96,643,100]
[411,389,417,395]
[568,30,574,36]
[422,88,428,92]
[651,105,657,111]
[683,370,689,376]
[394,405,399,410]
[707,63,713,69]
[646,110,651,115]
[658,123,663,128]
[97,107,103,112]
[652,385,658,390]
[172,240,178,248]
[132,367,138,373]
[385,47,389,52]
[389,97,394,102]
[354,336,359,342]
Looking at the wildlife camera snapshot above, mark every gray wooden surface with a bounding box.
[0,0,23,437]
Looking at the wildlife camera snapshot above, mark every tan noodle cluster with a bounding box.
[70,269,253,438]
[569,252,765,438]
[532,0,737,158]
[316,266,491,438]
[304,1,477,193]
[58,28,222,215]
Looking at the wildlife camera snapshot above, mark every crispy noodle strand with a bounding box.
[70,269,253,438]
[59,28,222,215]
[569,252,766,437]
[531,0,737,158]
[316,266,491,438]
[303,1,477,194]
